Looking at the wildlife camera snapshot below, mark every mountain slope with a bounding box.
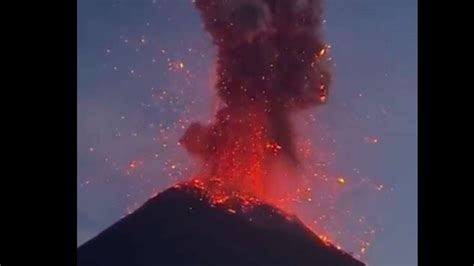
[78,184,365,266]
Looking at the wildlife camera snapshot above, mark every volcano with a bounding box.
[77,184,364,266]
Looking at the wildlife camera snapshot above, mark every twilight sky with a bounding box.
[78,0,417,265]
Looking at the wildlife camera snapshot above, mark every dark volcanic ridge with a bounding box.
[78,184,365,266]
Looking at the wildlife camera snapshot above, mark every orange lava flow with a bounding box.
[173,178,341,250]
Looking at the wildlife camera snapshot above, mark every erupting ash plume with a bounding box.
[181,0,332,199]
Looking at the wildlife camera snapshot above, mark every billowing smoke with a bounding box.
[181,0,332,198]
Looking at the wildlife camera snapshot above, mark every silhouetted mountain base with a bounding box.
[78,184,365,266]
